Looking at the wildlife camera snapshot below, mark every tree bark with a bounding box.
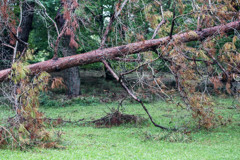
[104,60,115,80]
[16,2,35,53]
[61,38,81,96]
[0,2,34,70]
[55,7,81,96]
[1,20,240,82]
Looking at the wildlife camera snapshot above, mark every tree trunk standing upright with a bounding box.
[0,2,34,70]
[16,2,35,53]
[61,37,81,96]
[55,8,81,97]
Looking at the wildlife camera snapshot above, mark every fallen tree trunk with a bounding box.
[1,21,240,82]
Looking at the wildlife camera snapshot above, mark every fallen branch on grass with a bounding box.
[85,109,146,127]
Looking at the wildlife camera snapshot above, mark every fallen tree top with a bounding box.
[0,21,240,82]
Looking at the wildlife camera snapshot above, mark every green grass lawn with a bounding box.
[0,96,240,160]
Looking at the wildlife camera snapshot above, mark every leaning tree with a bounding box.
[0,0,240,148]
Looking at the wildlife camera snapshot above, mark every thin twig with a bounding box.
[0,125,22,149]
[113,57,141,62]
[100,0,129,49]
[169,1,176,39]
[103,58,172,130]
[35,0,60,35]
[13,0,23,63]
[152,0,166,39]
[53,20,68,59]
